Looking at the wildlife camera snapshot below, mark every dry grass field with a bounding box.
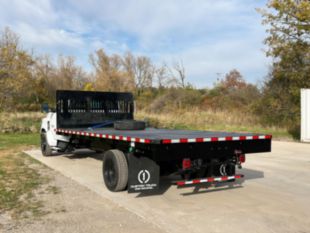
[0,110,290,139]
[136,109,290,139]
[0,112,44,133]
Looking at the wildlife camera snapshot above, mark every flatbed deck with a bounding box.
[56,128,272,144]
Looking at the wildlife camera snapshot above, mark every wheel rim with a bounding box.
[104,158,117,188]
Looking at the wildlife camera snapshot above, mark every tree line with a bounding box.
[0,27,189,110]
[0,0,309,137]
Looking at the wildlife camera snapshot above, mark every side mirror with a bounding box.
[41,103,49,113]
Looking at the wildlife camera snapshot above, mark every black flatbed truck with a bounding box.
[40,90,272,193]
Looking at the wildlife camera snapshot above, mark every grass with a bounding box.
[0,132,56,220]
[0,149,49,219]
[0,133,40,150]
[136,108,291,140]
[0,112,44,133]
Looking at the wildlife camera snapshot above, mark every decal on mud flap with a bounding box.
[128,155,159,193]
[138,170,151,184]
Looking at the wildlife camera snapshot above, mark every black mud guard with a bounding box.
[127,154,160,193]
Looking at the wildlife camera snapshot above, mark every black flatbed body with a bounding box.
[56,127,271,144]
[52,90,272,193]
[56,127,272,162]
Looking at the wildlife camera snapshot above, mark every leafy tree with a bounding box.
[257,0,310,130]
[90,49,135,92]
[56,55,86,90]
[0,27,35,110]
[203,69,260,111]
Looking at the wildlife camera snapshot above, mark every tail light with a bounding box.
[182,158,191,169]
[238,154,246,163]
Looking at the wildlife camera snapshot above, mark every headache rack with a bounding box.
[56,90,134,129]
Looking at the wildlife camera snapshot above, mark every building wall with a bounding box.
[301,89,310,142]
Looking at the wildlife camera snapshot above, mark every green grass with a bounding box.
[0,151,49,219]
[0,133,57,219]
[0,133,39,150]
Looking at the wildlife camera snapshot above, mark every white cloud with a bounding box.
[15,23,83,48]
[0,0,270,87]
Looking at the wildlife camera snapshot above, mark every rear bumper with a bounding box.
[176,174,244,187]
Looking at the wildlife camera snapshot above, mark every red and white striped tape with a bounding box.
[162,135,272,144]
[55,128,271,145]
[177,174,244,186]
[55,128,151,144]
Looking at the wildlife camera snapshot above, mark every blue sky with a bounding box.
[0,0,270,87]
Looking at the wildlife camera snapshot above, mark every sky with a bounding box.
[0,0,271,88]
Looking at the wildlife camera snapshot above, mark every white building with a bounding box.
[301,89,310,142]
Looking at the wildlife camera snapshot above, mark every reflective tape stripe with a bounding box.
[55,128,151,144]
[161,135,272,144]
[177,174,244,186]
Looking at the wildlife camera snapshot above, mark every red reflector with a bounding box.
[208,177,214,182]
[144,139,151,144]
[196,138,204,142]
[162,139,171,144]
[239,154,246,163]
[180,138,188,143]
[177,181,185,186]
[182,158,191,169]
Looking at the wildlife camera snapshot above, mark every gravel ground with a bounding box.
[1,162,165,233]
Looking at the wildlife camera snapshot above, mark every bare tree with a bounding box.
[155,63,170,88]
[173,60,186,88]
[123,51,154,93]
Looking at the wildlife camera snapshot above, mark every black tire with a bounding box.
[41,132,53,156]
[114,120,146,130]
[102,150,128,192]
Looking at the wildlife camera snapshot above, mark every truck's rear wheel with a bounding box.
[103,150,128,192]
[40,132,52,156]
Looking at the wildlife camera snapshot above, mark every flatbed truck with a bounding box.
[40,90,272,193]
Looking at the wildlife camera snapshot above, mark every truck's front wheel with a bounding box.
[40,132,53,156]
[103,150,128,192]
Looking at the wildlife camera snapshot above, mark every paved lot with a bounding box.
[26,141,310,233]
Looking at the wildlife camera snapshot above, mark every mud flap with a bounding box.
[128,154,160,193]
